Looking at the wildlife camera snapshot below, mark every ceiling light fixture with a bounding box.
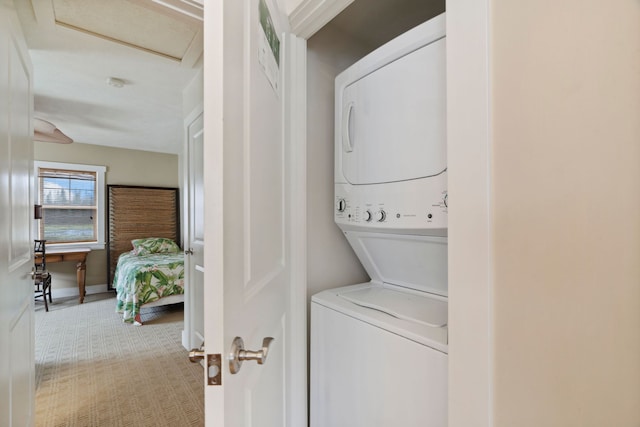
[106,77,125,88]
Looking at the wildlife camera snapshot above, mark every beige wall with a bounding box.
[35,141,180,293]
[306,23,370,301]
[491,1,640,425]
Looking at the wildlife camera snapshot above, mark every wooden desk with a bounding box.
[36,247,91,304]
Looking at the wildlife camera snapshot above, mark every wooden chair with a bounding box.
[34,239,52,311]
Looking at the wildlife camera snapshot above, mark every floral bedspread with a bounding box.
[114,251,185,323]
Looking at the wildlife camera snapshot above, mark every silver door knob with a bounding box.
[184,248,194,255]
[229,336,274,374]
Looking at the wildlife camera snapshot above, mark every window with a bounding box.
[35,161,106,249]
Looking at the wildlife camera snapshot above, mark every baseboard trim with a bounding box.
[182,330,189,351]
[51,284,110,299]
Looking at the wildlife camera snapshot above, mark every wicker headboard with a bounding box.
[107,185,180,290]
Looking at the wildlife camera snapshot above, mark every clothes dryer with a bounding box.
[310,12,448,427]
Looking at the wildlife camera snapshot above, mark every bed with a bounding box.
[107,185,183,325]
[114,237,185,325]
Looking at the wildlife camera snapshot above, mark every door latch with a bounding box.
[189,345,222,386]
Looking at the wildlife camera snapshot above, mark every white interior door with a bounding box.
[203,0,306,425]
[184,111,205,350]
[0,1,35,425]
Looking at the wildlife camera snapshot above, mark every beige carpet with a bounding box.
[35,293,204,426]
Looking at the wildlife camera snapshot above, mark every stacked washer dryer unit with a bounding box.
[310,13,448,427]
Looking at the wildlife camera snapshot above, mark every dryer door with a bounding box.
[339,37,446,185]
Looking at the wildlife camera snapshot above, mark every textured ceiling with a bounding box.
[16,0,203,154]
[16,0,441,154]
[52,0,199,61]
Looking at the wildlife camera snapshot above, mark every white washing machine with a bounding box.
[310,13,448,427]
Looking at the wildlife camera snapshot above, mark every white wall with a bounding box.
[280,0,305,15]
[183,68,204,117]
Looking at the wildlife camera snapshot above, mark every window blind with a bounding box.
[38,167,97,243]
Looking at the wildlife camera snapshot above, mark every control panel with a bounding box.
[334,172,447,235]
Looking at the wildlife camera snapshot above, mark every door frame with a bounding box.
[282,33,308,423]
[287,0,494,426]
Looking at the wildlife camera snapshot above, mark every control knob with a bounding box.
[364,210,372,222]
[375,210,386,222]
[337,198,347,212]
